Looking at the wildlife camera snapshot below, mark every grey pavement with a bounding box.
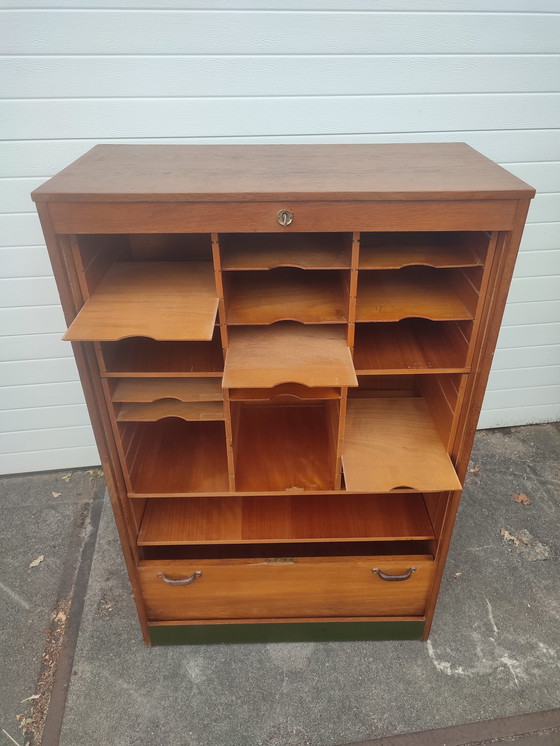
[1,424,559,746]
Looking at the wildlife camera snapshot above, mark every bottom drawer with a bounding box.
[138,555,435,621]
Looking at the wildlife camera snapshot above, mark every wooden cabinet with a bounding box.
[32,144,534,645]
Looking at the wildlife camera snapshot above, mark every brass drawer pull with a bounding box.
[157,571,202,586]
[277,209,294,227]
[372,567,416,582]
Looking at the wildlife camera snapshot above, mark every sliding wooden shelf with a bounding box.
[356,267,477,322]
[65,262,218,341]
[123,420,229,495]
[35,143,534,644]
[353,320,470,374]
[137,493,434,545]
[223,323,357,388]
[111,378,223,402]
[359,232,487,269]
[233,403,337,492]
[229,384,341,401]
[116,400,224,422]
[99,334,224,377]
[220,233,351,270]
[225,268,348,324]
[343,398,462,492]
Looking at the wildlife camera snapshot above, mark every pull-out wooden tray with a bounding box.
[343,398,462,492]
[112,378,223,402]
[65,261,218,341]
[223,323,358,388]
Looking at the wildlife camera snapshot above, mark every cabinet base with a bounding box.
[148,620,425,646]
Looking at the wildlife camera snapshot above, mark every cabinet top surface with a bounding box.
[32,143,534,204]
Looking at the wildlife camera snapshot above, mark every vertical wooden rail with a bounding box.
[212,232,236,491]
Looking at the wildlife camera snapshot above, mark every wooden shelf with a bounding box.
[112,378,223,402]
[359,232,487,269]
[225,269,348,324]
[356,268,476,322]
[116,401,224,422]
[353,320,470,373]
[137,493,434,545]
[123,420,229,495]
[223,323,357,388]
[220,233,351,270]
[65,261,218,341]
[343,398,462,492]
[100,333,223,377]
[228,383,341,401]
[233,403,337,492]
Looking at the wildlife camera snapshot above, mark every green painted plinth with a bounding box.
[149,620,424,646]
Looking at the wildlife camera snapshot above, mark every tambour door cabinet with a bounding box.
[32,144,534,646]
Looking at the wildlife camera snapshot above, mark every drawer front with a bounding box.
[49,199,517,234]
[139,556,435,621]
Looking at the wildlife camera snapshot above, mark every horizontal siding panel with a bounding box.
[0,381,85,410]
[1,1,558,10]
[3,95,560,140]
[505,162,560,194]
[0,276,60,308]
[483,384,560,409]
[478,403,560,429]
[514,249,560,277]
[0,246,52,278]
[0,178,45,214]
[0,333,69,362]
[492,345,560,370]
[0,403,89,433]
[520,222,560,252]
[0,425,96,454]
[508,276,560,303]
[502,300,560,326]
[488,366,560,391]
[527,193,560,223]
[0,305,66,335]
[0,357,79,386]
[0,213,44,247]
[0,445,99,477]
[4,56,560,99]
[3,11,560,55]
[4,133,560,180]
[497,323,560,348]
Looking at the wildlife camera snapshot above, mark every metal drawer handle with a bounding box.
[277,209,294,227]
[372,567,416,582]
[157,571,202,586]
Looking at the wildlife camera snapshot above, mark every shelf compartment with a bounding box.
[137,493,434,545]
[232,402,338,492]
[121,419,229,495]
[224,268,349,324]
[111,377,223,402]
[65,261,218,341]
[116,400,224,422]
[359,232,488,269]
[343,397,461,492]
[228,383,341,401]
[219,233,352,270]
[223,323,357,388]
[99,330,224,377]
[353,320,471,374]
[356,267,478,322]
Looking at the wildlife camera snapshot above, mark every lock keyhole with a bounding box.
[277,209,294,227]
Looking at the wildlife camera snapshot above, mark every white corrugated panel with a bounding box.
[1,2,559,474]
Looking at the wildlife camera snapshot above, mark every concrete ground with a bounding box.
[1,424,559,746]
